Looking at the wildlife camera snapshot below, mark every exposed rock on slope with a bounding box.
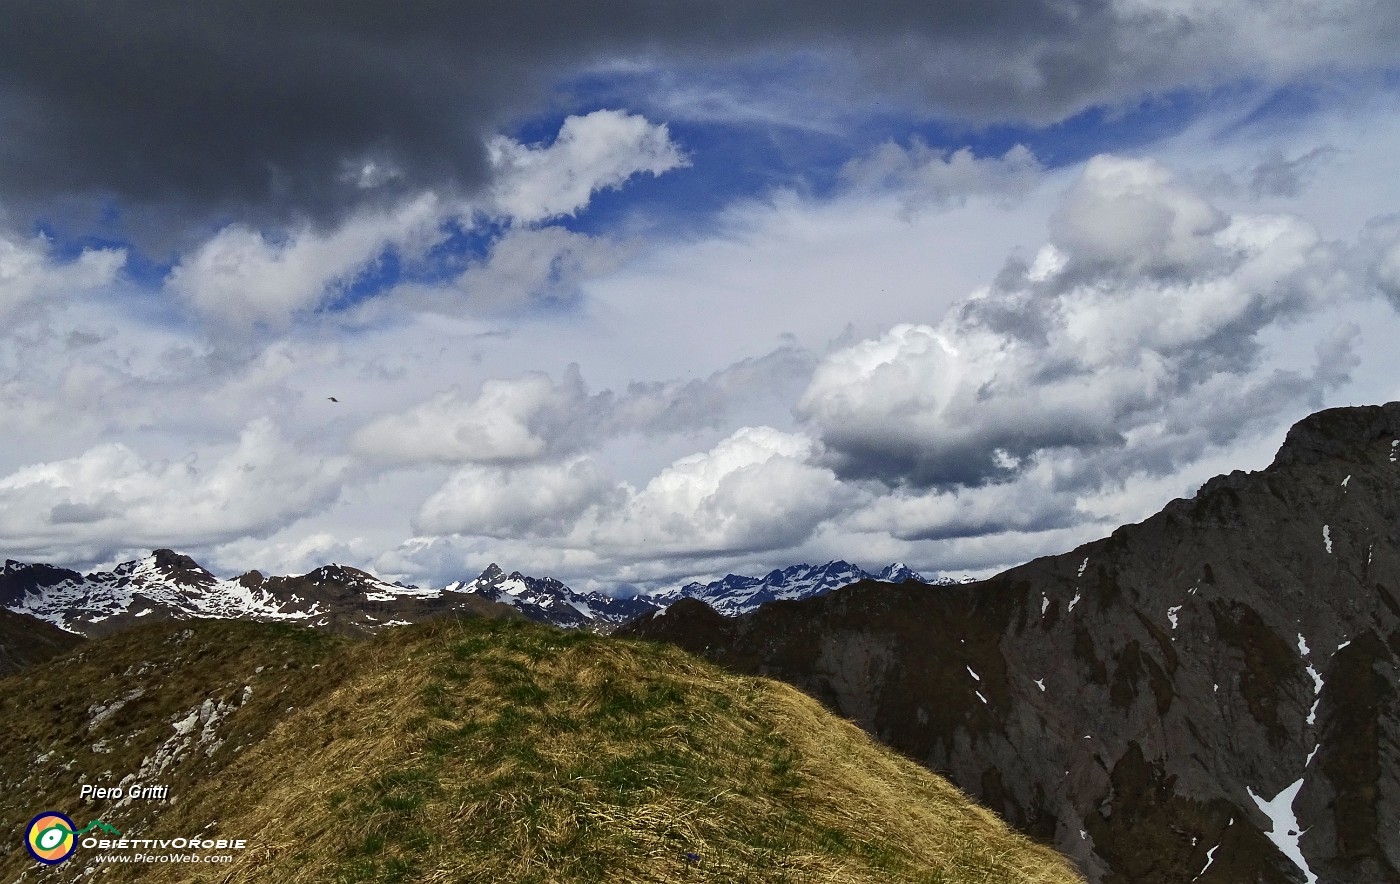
[623,403,1400,883]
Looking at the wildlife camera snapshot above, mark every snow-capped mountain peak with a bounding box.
[447,564,656,629]
[878,562,927,583]
[114,549,221,589]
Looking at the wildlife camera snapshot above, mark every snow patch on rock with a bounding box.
[1247,779,1316,884]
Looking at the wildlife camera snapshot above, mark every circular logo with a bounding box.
[25,811,76,865]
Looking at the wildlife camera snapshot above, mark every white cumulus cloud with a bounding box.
[841,142,1044,210]
[1051,155,1226,277]
[415,457,613,538]
[166,194,444,330]
[569,426,849,559]
[164,111,687,329]
[353,373,565,466]
[798,156,1352,490]
[0,230,124,327]
[487,109,688,223]
[351,349,816,469]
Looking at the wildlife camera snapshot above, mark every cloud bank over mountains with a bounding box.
[1,4,1399,590]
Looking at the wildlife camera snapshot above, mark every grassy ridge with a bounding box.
[1,618,1082,883]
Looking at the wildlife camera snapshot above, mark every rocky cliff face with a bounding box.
[623,403,1400,883]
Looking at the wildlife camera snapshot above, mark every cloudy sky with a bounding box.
[3,1,1400,592]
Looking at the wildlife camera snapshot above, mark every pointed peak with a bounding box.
[138,549,219,588]
[877,562,926,583]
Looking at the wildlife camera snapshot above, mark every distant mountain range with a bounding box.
[650,560,939,616]
[0,549,935,637]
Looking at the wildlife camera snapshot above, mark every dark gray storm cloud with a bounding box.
[4,0,1392,245]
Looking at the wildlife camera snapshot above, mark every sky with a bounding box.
[3,1,1400,592]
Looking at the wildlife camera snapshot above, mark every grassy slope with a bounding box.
[0,618,1082,883]
[0,608,84,675]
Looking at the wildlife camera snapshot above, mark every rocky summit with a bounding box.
[623,403,1400,883]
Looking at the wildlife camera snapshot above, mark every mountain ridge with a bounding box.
[622,402,1400,883]
[0,615,1083,883]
